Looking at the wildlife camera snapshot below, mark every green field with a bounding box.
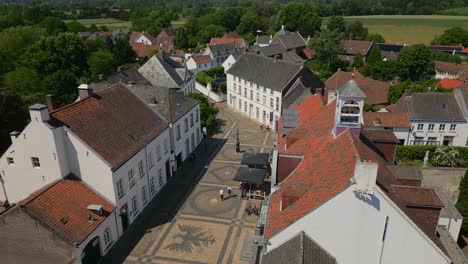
[336,15,468,44]
[63,18,131,31]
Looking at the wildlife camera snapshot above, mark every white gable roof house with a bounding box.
[139,50,195,94]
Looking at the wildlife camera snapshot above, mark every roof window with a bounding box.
[129,134,138,142]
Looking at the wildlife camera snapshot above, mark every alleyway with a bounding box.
[102,103,273,264]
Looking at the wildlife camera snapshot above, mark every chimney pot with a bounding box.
[46,94,55,112]
[78,84,94,100]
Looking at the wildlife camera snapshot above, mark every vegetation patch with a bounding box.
[63,18,131,30]
[395,145,468,168]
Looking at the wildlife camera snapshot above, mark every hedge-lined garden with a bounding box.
[195,66,227,94]
[396,145,468,168]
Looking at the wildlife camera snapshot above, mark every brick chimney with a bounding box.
[78,84,94,100]
[46,94,55,112]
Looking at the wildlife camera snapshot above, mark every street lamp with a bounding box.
[236,128,240,153]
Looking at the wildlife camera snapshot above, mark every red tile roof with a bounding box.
[130,31,157,45]
[363,112,410,128]
[267,97,447,255]
[51,83,168,169]
[343,40,373,55]
[437,78,462,89]
[19,176,115,245]
[210,32,247,49]
[391,185,444,208]
[435,61,468,76]
[325,71,390,105]
[191,55,212,64]
[131,42,158,58]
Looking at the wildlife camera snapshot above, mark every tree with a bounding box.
[24,33,88,76]
[236,11,269,34]
[297,13,321,37]
[174,27,189,49]
[310,29,345,72]
[0,92,28,154]
[352,53,364,69]
[3,67,43,106]
[456,170,468,232]
[431,50,462,64]
[278,2,317,33]
[367,46,382,64]
[65,20,88,33]
[398,44,434,81]
[327,16,346,33]
[347,21,368,40]
[39,17,67,35]
[362,60,400,81]
[112,35,136,65]
[367,33,385,43]
[88,50,117,80]
[431,146,459,167]
[432,27,468,47]
[187,93,219,129]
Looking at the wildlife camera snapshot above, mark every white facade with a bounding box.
[222,55,237,72]
[267,180,450,264]
[435,69,459,80]
[226,73,282,130]
[407,121,468,146]
[171,105,202,165]
[186,57,214,74]
[134,34,154,45]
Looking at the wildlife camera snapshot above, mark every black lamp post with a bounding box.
[236,128,240,153]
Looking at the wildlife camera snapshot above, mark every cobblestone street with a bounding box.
[102,103,273,264]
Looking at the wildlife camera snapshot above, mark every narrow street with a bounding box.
[102,102,273,264]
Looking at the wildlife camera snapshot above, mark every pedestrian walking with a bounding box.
[219,189,224,201]
[227,186,232,196]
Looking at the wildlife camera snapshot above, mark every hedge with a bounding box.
[396,145,468,167]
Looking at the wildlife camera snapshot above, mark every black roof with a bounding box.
[90,66,151,93]
[210,42,238,56]
[262,231,337,264]
[407,93,465,121]
[241,152,270,166]
[233,167,265,185]
[226,54,302,92]
[129,85,198,122]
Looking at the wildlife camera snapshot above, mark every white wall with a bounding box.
[226,73,281,129]
[268,187,450,264]
[408,121,468,146]
[438,216,463,241]
[195,82,227,103]
[435,70,459,80]
[0,108,66,203]
[186,58,214,74]
[172,106,202,163]
[134,35,153,45]
[222,55,237,72]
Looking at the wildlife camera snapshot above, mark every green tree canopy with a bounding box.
[432,27,468,47]
[310,29,345,72]
[398,44,434,81]
[456,170,468,231]
[88,50,117,80]
[367,33,385,43]
[65,20,88,33]
[297,13,321,37]
[352,53,364,69]
[187,93,219,129]
[112,35,137,65]
[3,67,43,106]
[327,16,346,33]
[367,46,382,65]
[38,16,67,35]
[347,21,368,40]
[0,92,28,154]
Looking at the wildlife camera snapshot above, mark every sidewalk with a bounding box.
[102,137,226,263]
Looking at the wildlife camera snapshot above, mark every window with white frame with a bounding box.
[239,99,242,110]
[234,83,237,93]
[184,118,188,132]
[158,168,164,186]
[131,195,138,215]
[417,124,424,130]
[195,109,199,122]
[116,179,125,198]
[142,185,148,205]
[191,133,195,150]
[244,88,247,97]
[31,157,40,168]
[164,138,168,153]
[250,90,253,100]
[150,177,155,193]
[176,125,181,140]
[263,95,266,105]
[256,92,259,102]
[104,227,112,246]
[6,157,14,165]
[256,107,259,119]
[138,160,145,178]
[244,101,247,112]
[190,113,194,127]
[428,124,434,131]
[270,89,273,95]
[148,151,154,168]
[196,129,200,144]
[270,98,274,108]
[156,145,161,161]
[450,124,456,131]
[439,124,446,130]
[276,97,279,111]
[128,169,136,188]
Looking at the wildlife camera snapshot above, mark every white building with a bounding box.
[202,42,238,67]
[139,51,195,94]
[0,83,172,243]
[387,89,468,146]
[264,84,458,263]
[363,112,411,145]
[226,53,323,131]
[186,55,214,74]
[221,54,241,72]
[434,60,468,80]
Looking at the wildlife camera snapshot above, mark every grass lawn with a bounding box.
[63,18,131,30]
[326,15,468,44]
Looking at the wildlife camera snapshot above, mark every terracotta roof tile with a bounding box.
[19,177,115,245]
[363,112,410,128]
[342,40,373,55]
[131,42,158,58]
[325,71,390,105]
[437,78,463,89]
[391,185,444,208]
[192,55,212,64]
[51,84,168,169]
[435,61,468,76]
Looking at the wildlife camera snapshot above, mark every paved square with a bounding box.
[103,103,272,264]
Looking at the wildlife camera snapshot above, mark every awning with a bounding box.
[233,167,265,185]
[241,152,270,166]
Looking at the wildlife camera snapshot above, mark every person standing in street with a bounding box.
[219,189,224,201]
[227,186,232,197]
